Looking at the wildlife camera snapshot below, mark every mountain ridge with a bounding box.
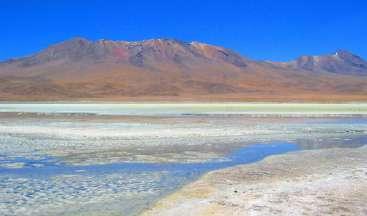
[0,37,367,101]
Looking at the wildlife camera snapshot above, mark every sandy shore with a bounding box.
[142,146,367,216]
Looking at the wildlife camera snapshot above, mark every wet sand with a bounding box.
[142,146,367,216]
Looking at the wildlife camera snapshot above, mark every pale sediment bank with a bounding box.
[142,146,367,216]
[1,103,367,117]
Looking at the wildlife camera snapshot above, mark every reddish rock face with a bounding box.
[0,37,366,101]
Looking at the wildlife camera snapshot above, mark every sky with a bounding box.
[1,0,366,61]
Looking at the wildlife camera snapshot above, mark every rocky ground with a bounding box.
[142,146,367,216]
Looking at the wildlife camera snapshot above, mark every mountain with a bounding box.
[0,37,367,101]
[280,50,367,75]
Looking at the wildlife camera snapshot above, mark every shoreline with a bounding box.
[142,146,367,216]
[1,103,367,117]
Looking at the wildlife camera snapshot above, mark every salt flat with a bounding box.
[143,146,367,216]
[0,103,366,215]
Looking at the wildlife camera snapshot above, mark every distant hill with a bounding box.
[278,50,367,75]
[1,37,367,101]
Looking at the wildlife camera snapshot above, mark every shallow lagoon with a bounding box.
[0,103,366,215]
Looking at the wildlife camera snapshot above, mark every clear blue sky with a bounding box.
[1,0,366,61]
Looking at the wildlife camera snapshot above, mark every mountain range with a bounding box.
[1,37,367,101]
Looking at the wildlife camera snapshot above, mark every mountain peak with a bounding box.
[55,37,91,47]
[0,37,249,69]
[287,50,367,75]
[67,36,90,42]
[334,49,365,63]
[334,49,354,56]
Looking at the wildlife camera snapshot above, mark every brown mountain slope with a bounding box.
[0,38,367,101]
